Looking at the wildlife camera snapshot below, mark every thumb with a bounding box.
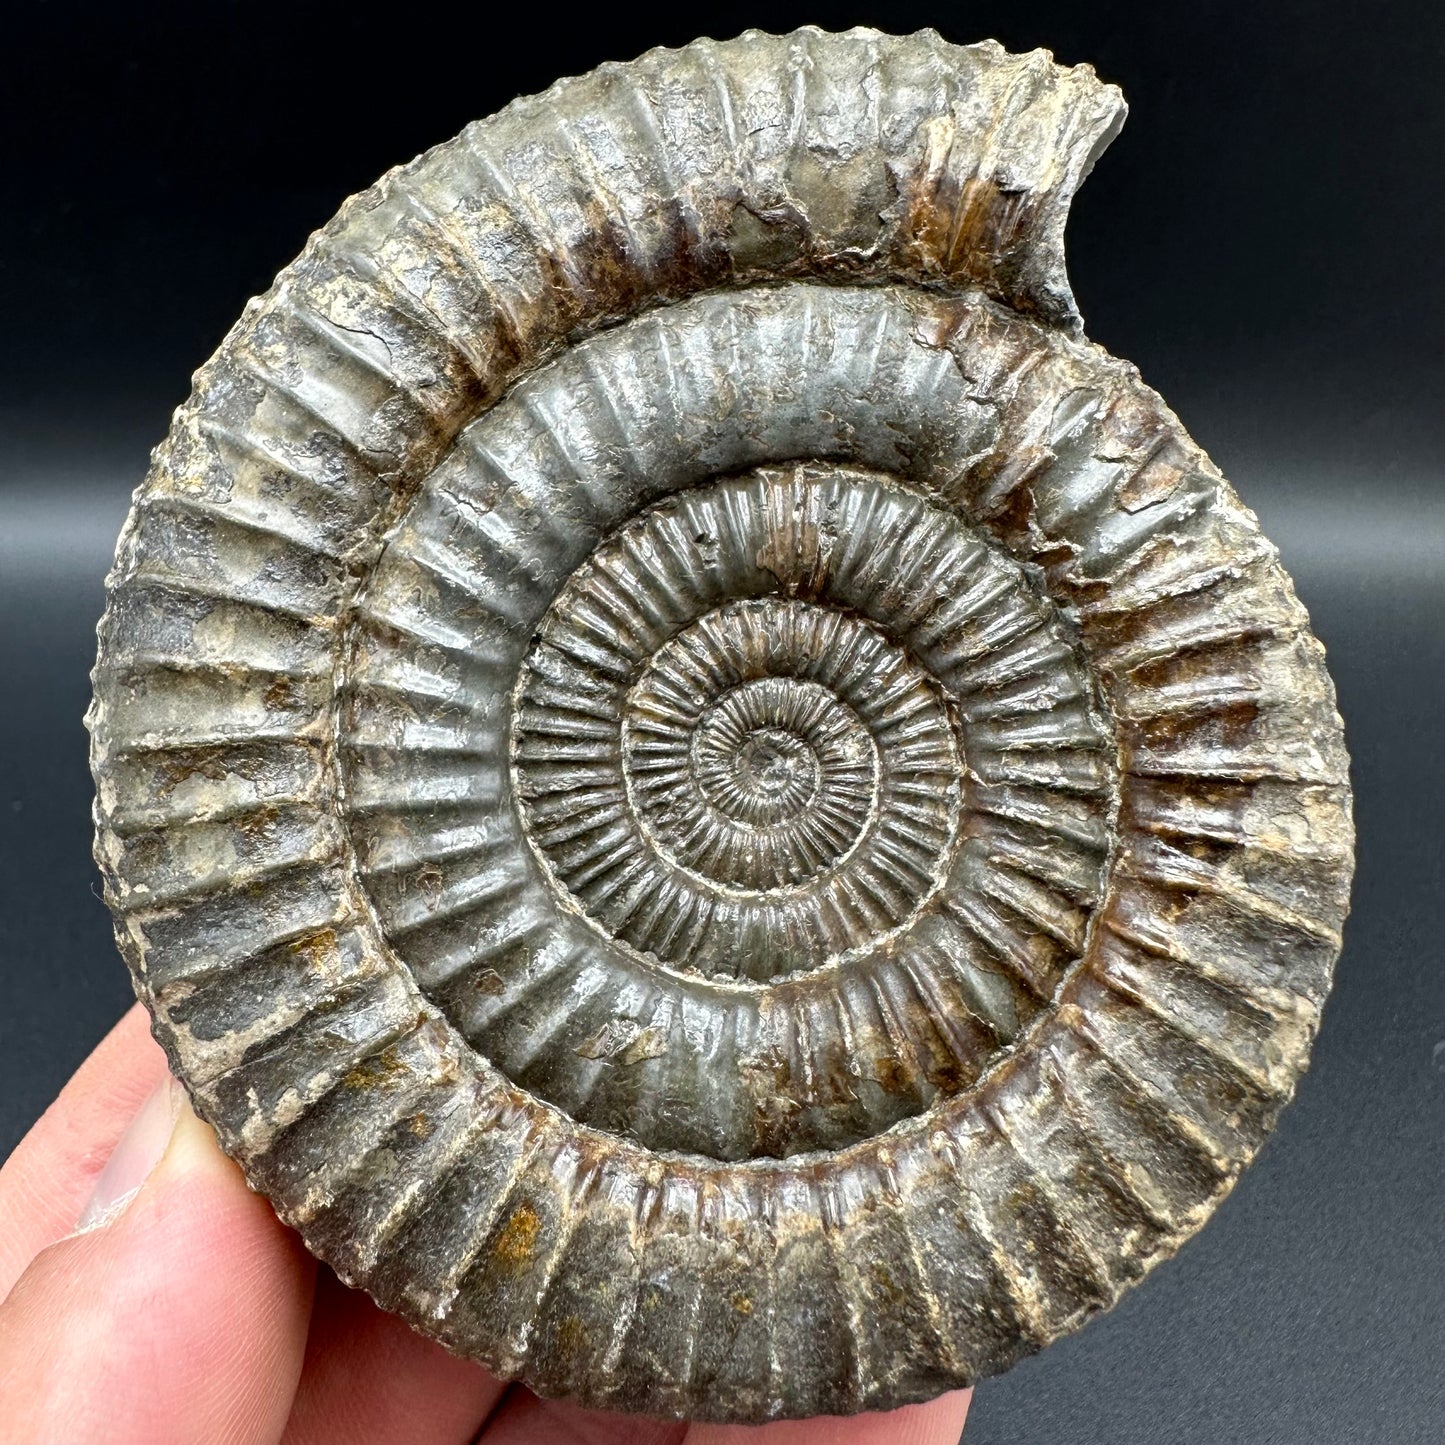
[0,1076,314,1445]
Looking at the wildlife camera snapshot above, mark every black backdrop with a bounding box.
[2,4,1441,1441]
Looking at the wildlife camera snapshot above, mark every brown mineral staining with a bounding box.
[872,1056,913,1097]
[235,804,282,841]
[574,1025,623,1061]
[151,746,230,796]
[262,676,301,711]
[88,26,1350,1426]
[616,1029,670,1067]
[556,1315,590,1357]
[1116,443,1192,514]
[868,1263,908,1309]
[902,125,1051,312]
[289,927,338,970]
[342,1047,412,1092]
[492,1204,542,1273]
[948,178,1044,284]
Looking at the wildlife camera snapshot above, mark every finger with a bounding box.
[281,1266,505,1445]
[477,1388,688,1445]
[0,1002,169,1298]
[683,1391,973,1445]
[0,1083,314,1445]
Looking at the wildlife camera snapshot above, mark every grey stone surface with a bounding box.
[88,28,1352,1423]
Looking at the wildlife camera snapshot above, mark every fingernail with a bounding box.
[73,1075,184,1234]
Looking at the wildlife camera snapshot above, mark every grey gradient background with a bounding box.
[2,3,1441,1441]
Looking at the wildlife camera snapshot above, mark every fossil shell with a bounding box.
[88,28,1353,1423]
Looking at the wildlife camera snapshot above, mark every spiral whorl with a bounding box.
[88,27,1352,1424]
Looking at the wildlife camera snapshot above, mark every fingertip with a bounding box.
[0,1003,171,1297]
[0,1094,314,1445]
[280,1268,505,1445]
[682,1388,972,1445]
[70,1075,183,1235]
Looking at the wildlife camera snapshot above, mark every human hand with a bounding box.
[0,1005,971,1444]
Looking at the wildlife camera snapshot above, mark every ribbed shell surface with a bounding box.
[88,28,1353,1423]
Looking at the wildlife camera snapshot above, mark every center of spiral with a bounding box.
[507,474,971,979]
[638,666,880,891]
[696,677,853,831]
[728,729,814,806]
[349,458,1116,1155]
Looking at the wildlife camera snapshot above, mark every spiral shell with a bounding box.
[88,28,1353,1423]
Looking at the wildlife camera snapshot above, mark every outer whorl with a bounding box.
[88,28,1353,1423]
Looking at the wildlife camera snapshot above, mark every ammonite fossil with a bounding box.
[88,28,1354,1422]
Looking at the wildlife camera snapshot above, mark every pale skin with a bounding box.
[0,1004,971,1445]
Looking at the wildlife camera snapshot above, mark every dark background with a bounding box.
[2,3,1441,1441]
